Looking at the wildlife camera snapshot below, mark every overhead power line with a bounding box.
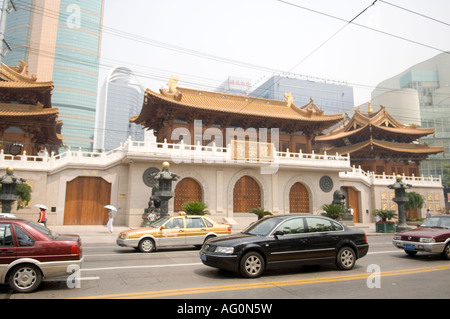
[277,0,450,55]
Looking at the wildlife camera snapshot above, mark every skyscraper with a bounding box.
[3,0,104,151]
[372,52,450,184]
[94,66,145,151]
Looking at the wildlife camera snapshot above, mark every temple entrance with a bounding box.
[233,175,261,213]
[64,176,111,225]
[289,182,310,213]
[174,177,203,211]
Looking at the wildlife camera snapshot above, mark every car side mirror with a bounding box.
[273,230,284,238]
[159,226,165,231]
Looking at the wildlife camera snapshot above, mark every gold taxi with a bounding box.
[116,213,231,252]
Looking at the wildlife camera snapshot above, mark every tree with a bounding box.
[405,191,424,212]
[180,201,210,215]
[444,164,450,187]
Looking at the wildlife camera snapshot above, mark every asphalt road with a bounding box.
[1,235,449,301]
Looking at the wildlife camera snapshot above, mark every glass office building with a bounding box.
[4,0,104,151]
[250,75,354,115]
[94,66,145,151]
[372,52,450,185]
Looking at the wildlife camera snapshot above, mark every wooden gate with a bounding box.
[174,177,203,211]
[64,177,111,225]
[289,182,309,213]
[233,175,261,213]
[347,187,360,223]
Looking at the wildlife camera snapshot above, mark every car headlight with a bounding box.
[120,234,129,239]
[419,237,435,243]
[393,235,401,240]
[214,246,234,254]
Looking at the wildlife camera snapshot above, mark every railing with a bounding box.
[340,165,442,187]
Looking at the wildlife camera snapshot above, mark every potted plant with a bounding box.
[249,207,272,220]
[180,201,210,215]
[321,204,345,220]
[373,209,397,233]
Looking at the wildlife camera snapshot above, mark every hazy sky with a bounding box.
[98,0,450,108]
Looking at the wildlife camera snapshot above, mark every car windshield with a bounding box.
[421,217,450,229]
[26,220,59,239]
[151,216,171,228]
[242,218,281,236]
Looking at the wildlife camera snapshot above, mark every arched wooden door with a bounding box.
[289,182,310,213]
[233,175,261,213]
[64,176,111,225]
[174,177,203,211]
[347,187,360,223]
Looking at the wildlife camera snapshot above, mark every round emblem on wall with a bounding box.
[142,167,160,187]
[319,175,333,192]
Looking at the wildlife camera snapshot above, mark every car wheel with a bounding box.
[138,238,155,252]
[239,251,265,278]
[441,243,450,260]
[8,264,42,293]
[336,246,356,270]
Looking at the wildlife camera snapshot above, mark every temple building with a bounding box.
[0,61,64,156]
[131,76,344,154]
[315,103,444,176]
[0,74,444,226]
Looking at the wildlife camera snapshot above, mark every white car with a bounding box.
[0,213,16,218]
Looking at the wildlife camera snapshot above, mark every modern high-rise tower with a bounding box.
[94,66,145,151]
[3,0,104,151]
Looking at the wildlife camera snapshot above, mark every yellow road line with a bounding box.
[75,264,450,299]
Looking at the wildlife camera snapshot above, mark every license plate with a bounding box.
[403,244,416,250]
[200,253,207,261]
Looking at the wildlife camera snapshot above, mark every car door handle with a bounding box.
[0,249,14,254]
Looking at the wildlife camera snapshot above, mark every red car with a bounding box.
[0,218,83,293]
[392,215,450,259]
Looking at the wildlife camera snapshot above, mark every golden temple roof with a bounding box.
[133,83,344,125]
[316,105,435,142]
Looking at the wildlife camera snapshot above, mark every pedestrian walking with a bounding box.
[104,205,117,233]
[148,210,156,225]
[426,208,431,218]
[34,204,48,227]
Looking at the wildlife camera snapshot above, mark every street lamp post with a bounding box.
[151,162,179,218]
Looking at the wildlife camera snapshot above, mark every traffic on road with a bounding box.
[0,215,449,301]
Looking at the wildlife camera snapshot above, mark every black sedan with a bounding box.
[200,214,369,278]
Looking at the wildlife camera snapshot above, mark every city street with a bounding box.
[1,235,449,300]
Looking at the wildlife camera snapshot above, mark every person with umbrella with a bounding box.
[105,205,117,233]
[35,204,48,226]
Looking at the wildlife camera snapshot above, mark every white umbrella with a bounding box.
[34,204,48,210]
[104,205,117,212]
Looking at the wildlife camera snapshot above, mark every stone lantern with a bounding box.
[388,175,412,231]
[0,167,26,214]
[151,162,180,218]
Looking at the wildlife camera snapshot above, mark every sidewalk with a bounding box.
[49,222,388,245]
